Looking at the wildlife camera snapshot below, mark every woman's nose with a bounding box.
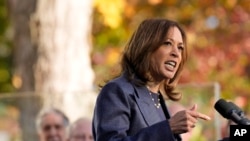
[170,46,179,58]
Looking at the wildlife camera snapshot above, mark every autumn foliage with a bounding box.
[92,0,250,101]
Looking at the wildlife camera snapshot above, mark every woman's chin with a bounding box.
[164,73,175,79]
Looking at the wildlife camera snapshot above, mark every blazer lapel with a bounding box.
[133,86,163,126]
[159,94,171,119]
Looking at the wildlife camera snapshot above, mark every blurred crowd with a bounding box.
[36,108,93,141]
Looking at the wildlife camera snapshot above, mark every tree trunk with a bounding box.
[7,0,40,141]
[8,0,95,140]
[31,0,96,122]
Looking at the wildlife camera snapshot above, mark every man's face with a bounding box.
[68,120,93,141]
[39,113,67,141]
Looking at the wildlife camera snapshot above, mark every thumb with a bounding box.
[190,104,197,111]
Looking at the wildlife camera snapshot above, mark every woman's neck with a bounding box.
[146,82,160,93]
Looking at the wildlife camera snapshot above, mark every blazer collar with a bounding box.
[133,85,164,126]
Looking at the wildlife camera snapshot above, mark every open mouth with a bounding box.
[165,60,176,70]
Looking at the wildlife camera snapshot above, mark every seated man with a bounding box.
[36,108,69,141]
[68,117,93,141]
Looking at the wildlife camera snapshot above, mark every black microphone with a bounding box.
[227,101,250,125]
[228,101,244,117]
[214,99,250,125]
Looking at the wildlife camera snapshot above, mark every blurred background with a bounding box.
[0,0,250,140]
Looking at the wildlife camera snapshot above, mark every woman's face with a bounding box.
[150,26,184,81]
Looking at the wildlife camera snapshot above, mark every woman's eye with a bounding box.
[178,46,184,51]
[163,41,172,46]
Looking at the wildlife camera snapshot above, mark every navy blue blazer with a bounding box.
[93,74,181,141]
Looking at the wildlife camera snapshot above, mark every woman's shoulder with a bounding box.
[104,74,134,93]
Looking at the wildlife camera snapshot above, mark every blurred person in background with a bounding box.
[93,18,211,141]
[36,108,70,141]
[68,117,93,141]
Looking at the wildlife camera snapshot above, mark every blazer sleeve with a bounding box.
[93,82,176,141]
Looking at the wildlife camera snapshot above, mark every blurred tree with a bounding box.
[0,0,13,92]
[7,0,39,140]
[7,0,95,140]
[31,0,95,120]
[92,0,250,101]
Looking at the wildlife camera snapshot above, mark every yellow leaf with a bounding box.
[94,0,125,28]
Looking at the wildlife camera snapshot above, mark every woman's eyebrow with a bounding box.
[165,38,184,45]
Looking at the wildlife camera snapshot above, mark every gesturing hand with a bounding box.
[168,104,211,134]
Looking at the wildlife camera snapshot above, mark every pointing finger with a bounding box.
[196,113,211,121]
